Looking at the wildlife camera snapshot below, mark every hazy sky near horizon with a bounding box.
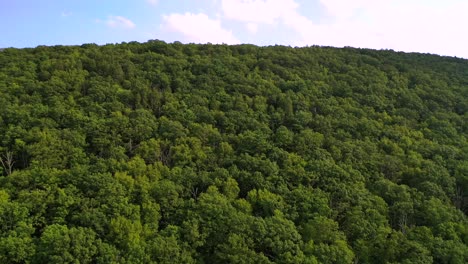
[1,0,467,58]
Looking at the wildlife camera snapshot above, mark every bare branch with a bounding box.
[0,151,14,176]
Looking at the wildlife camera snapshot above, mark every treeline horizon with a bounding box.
[3,41,468,61]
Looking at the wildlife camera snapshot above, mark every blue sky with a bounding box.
[1,0,467,58]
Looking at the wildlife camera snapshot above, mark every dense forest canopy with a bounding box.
[0,40,467,263]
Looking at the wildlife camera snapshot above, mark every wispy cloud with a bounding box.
[106,16,136,29]
[61,11,72,17]
[161,12,239,44]
[146,0,159,6]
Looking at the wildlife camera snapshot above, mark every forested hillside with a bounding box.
[0,41,467,263]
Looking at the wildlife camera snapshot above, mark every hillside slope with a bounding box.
[0,41,467,263]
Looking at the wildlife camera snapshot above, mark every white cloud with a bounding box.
[313,0,468,57]
[219,0,396,48]
[161,12,240,44]
[218,0,468,57]
[220,1,315,39]
[220,0,313,43]
[221,0,297,24]
[246,22,258,34]
[146,0,158,6]
[106,16,136,29]
[319,0,380,21]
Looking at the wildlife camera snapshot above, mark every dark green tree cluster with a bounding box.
[0,40,467,263]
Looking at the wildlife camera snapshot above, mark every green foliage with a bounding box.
[0,41,467,263]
